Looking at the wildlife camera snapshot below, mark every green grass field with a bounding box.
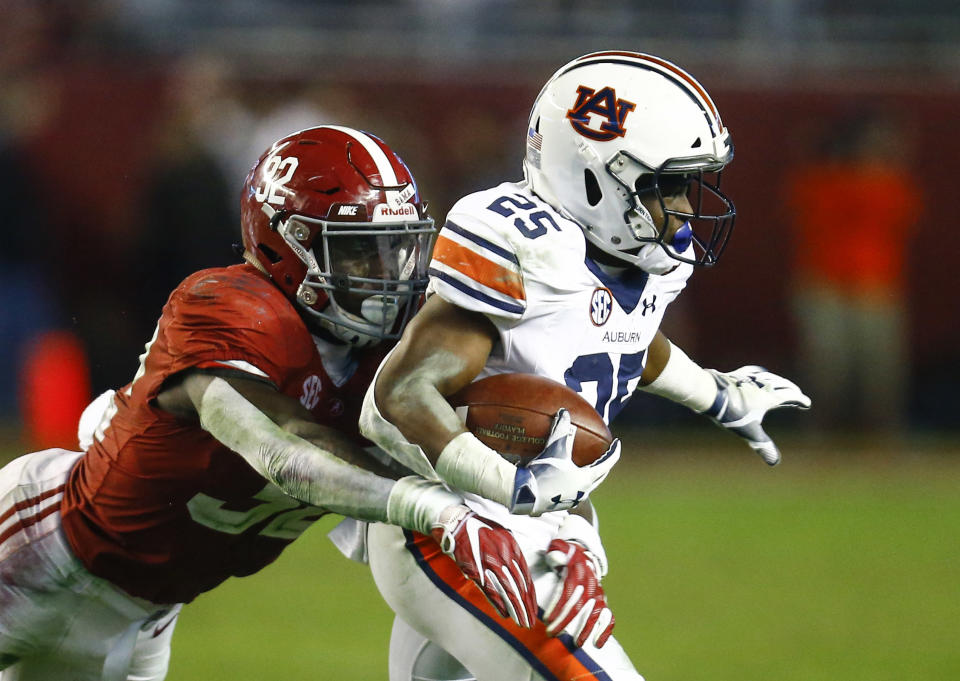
[3,429,957,680]
[159,431,960,681]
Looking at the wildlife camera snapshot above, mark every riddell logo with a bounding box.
[373,203,417,221]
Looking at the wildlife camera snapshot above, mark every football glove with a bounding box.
[544,538,615,648]
[510,410,620,517]
[703,366,811,466]
[431,507,537,628]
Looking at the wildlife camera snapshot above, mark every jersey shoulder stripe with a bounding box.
[442,220,520,265]
[427,267,525,316]
[431,226,524,300]
[428,219,525,317]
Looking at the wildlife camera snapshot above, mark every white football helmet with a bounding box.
[523,51,735,274]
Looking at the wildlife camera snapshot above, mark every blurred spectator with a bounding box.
[784,110,922,434]
[238,82,364,185]
[0,66,94,449]
[0,70,57,415]
[132,57,238,330]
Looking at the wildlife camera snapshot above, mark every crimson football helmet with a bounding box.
[240,126,435,346]
[524,51,735,274]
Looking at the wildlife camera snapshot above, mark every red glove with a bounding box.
[544,538,615,648]
[432,508,537,628]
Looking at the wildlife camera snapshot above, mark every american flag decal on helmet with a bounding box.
[526,128,543,168]
[527,128,542,151]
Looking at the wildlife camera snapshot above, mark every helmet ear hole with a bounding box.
[584,169,602,207]
[257,244,282,264]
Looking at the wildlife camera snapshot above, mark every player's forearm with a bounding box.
[368,365,517,506]
[636,337,716,411]
[374,350,476,461]
[285,418,399,480]
[195,377,463,532]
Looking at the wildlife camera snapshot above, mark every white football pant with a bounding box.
[0,449,180,681]
[368,520,644,681]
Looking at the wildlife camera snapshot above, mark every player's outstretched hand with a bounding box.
[510,409,620,516]
[544,538,615,648]
[431,508,537,628]
[703,366,811,466]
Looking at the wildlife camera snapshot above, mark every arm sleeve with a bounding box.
[197,376,395,520]
[196,377,465,535]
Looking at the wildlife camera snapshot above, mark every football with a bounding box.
[448,373,613,466]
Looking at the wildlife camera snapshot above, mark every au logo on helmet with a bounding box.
[566,86,636,142]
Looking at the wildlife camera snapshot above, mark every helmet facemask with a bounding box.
[267,205,434,347]
[605,151,736,271]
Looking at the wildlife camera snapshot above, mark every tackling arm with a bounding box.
[159,370,431,523]
[156,370,538,626]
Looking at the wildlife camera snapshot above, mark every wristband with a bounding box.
[435,431,517,507]
[638,342,717,412]
[385,476,466,536]
[556,512,608,576]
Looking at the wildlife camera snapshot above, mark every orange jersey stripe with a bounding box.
[432,235,525,301]
[404,530,606,681]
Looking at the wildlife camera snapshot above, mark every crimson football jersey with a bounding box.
[61,264,388,604]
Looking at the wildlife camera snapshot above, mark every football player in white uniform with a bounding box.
[359,52,811,681]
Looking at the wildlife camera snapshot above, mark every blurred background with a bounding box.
[3,0,959,449]
[1,1,958,679]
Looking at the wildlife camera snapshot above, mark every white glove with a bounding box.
[509,410,620,516]
[703,366,811,466]
[431,507,538,628]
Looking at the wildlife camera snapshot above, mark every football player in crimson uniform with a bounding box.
[0,126,543,681]
[359,52,812,680]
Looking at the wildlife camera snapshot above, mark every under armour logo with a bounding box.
[551,491,585,508]
[566,86,636,141]
[641,295,657,316]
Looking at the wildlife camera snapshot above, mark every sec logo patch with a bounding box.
[300,375,322,410]
[589,287,613,326]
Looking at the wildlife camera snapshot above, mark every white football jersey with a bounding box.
[428,180,692,425]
